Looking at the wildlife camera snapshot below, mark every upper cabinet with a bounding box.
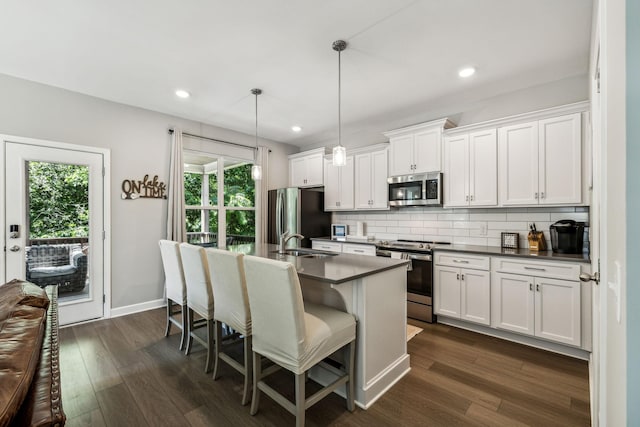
[324,156,354,211]
[355,148,389,210]
[289,148,327,187]
[443,129,497,207]
[384,119,456,177]
[499,113,582,206]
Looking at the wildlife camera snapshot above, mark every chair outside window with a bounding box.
[243,255,356,427]
[179,243,215,373]
[205,248,252,405]
[158,240,188,351]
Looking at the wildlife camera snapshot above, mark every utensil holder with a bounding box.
[527,231,547,251]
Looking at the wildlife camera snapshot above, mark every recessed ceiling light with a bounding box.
[291,125,302,133]
[458,67,476,78]
[175,89,190,98]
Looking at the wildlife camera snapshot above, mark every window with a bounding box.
[184,152,255,247]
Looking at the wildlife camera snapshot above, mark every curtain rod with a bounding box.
[168,128,266,151]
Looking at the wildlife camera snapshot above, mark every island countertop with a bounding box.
[229,243,408,284]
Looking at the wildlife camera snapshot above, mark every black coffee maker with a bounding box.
[550,220,587,254]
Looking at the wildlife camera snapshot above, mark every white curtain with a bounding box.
[257,146,269,244]
[167,129,187,242]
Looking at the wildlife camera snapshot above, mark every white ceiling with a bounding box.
[0,1,592,147]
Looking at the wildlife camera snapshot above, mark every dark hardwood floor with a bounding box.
[59,309,590,426]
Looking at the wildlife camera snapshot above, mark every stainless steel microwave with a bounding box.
[388,172,442,207]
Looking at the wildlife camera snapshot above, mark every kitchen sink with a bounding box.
[271,249,338,258]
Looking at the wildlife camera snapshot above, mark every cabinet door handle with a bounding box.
[536,284,540,292]
[453,259,469,264]
[461,274,465,281]
[465,195,469,202]
[470,195,474,202]
[524,266,546,271]
[541,192,545,199]
[534,192,538,199]
[457,273,460,280]
[529,283,533,291]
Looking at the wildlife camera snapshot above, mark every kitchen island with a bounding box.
[230,243,410,409]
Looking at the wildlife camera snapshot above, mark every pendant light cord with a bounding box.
[338,48,342,148]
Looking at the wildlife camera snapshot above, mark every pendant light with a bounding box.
[332,40,347,167]
[251,88,262,180]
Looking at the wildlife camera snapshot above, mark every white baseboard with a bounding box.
[110,298,165,318]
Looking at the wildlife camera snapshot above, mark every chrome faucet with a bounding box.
[279,230,304,254]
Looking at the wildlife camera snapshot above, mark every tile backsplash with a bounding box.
[332,206,589,250]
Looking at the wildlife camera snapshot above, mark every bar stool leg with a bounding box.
[250,351,261,416]
[185,308,194,356]
[164,300,173,337]
[212,321,223,380]
[346,340,356,412]
[205,319,214,373]
[241,335,252,406]
[179,303,188,351]
[295,373,305,427]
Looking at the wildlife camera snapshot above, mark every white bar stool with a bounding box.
[243,255,356,427]
[179,243,215,373]
[205,248,253,405]
[158,240,188,351]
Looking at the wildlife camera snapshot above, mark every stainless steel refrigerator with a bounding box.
[268,188,331,248]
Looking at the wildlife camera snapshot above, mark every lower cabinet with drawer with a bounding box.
[491,259,582,347]
[311,240,376,256]
[434,254,491,326]
[311,240,343,253]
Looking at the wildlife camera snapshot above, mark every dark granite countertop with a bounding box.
[432,244,591,264]
[229,243,408,284]
[309,236,378,246]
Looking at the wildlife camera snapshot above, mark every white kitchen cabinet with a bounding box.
[434,253,491,326]
[492,268,582,347]
[355,148,389,210]
[289,148,326,187]
[323,156,354,211]
[434,265,461,318]
[311,240,343,253]
[384,119,455,177]
[443,129,497,207]
[499,113,581,206]
[342,243,376,256]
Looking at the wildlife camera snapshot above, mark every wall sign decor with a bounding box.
[121,174,167,200]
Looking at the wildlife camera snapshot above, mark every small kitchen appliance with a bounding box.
[550,220,586,254]
[331,224,347,241]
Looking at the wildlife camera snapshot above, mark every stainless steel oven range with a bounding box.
[376,239,450,323]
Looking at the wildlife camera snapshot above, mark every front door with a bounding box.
[3,138,105,325]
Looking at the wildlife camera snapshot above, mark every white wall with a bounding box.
[334,207,589,250]
[0,73,297,309]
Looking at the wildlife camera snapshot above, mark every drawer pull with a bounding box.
[353,249,364,253]
[453,259,470,264]
[524,266,546,271]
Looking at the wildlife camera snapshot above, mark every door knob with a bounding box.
[579,272,600,284]
[9,245,20,252]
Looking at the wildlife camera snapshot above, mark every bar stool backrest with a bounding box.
[243,256,306,360]
[159,240,186,304]
[179,243,214,317]
[205,248,251,335]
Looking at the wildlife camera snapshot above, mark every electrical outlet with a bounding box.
[479,224,487,236]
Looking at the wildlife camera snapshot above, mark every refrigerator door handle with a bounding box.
[276,191,284,239]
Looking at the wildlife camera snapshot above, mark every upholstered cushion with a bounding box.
[205,249,251,336]
[179,243,214,319]
[243,256,356,375]
[0,280,49,426]
[29,265,78,279]
[159,240,187,305]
